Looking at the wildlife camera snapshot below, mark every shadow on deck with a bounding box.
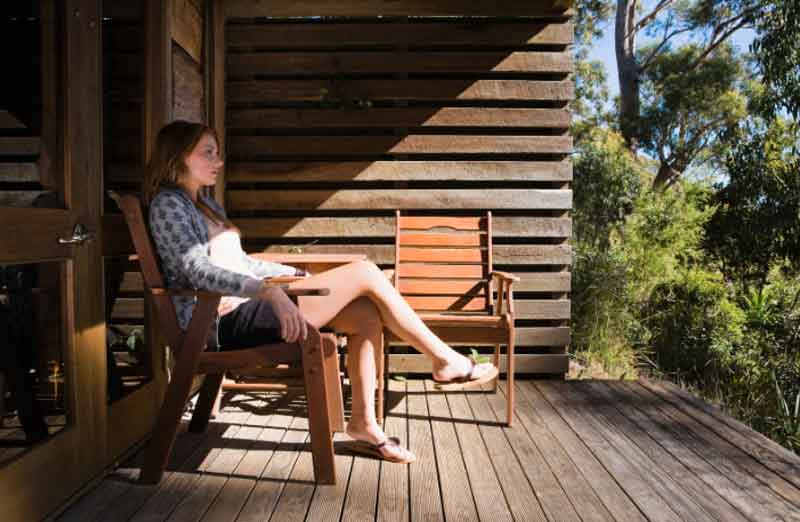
[58,379,800,522]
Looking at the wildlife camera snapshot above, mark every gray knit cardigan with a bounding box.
[148,186,297,343]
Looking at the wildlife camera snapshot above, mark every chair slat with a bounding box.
[396,263,484,279]
[399,279,487,295]
[399,232,483,247]
[399,216,483,231]
[404,295,488,312]
[399,247,484,263]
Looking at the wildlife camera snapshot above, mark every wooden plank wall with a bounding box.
[104,0,207,359]
[223,8,574,375]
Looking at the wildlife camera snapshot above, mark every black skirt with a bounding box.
[217,297,284,350]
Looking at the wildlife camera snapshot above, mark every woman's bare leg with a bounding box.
[315,296,415,461]
[293,260,492,381]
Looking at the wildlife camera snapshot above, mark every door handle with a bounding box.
[58,223,96,245]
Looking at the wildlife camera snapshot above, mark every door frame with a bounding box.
[0,1,106,520]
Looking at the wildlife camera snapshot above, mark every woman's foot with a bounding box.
[432,353,497,384]
[345,418,416,463]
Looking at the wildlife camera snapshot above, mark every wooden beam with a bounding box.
[227,188,572,210]
[225,1,573,18]
[226,160,572,182]
[171,0,203,63]
[227,20,574,48]
[208,0,226,205]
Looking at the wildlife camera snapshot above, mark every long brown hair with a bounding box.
[142,120,233,229]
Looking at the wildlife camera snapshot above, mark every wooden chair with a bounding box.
[112,192,344,485]
[379,210,519,426]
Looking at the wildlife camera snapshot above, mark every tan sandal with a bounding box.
[433,358,499,391]
[344,436,416,464]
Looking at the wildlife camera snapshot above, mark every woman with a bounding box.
[143,120,499,464]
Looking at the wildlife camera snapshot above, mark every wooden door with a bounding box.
[0,1,107,520]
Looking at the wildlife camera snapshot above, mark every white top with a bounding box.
[204,215,253,316]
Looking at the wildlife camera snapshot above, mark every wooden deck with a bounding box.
[57,378,800,522]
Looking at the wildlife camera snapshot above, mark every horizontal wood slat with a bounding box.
[399,216,482,231]
[404,295,487,312]
[235,217,571,239]
[227,21,573,48]
[228,189,572,210]
[227,51,572,75]
[226,161,573,182]
[399,279,487,295]
[397,264,484,279]
[513,272,571,292]
[513,299,570,319]
[399,232,483,246]
[224,1,574,18]
[247,244,572,265]
[227,135,572,157]
[386,353,569,374]
[227,107,571,129]
[399,247,484,263]
[0,137,41,156]
[386,326,569,346]
[0,163,38,182]
[228,79,574,102]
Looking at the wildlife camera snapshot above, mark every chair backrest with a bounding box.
[393,210,493,314]
[111,191,184,351]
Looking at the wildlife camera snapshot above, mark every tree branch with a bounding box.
[631,0,675,36]
[640,26,694,71]
[687,9,759,70]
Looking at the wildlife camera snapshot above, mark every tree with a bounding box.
[704,117,800,287]
[752,1,800,119]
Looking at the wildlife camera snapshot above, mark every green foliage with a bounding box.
[639,43,748,173]
[752,0,800,118]
[704,117,800,286]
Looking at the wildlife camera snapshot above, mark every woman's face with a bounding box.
[182,132,223,191]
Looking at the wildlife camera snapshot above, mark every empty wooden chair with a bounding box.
[380,210,518,426]
[112,192,344,484]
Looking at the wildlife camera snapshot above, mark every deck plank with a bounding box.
[516,381,648,522]
[626,382,800,514]
[305,432,353,522]
[536,381,686,522]
[606,381,798,522]
[445,390,514,522]
[57,380,800,522]
[267,415,317,521]
[585,381,750,522]
[639,378,800,491]
[406,379,445,522]
[550,381,719,522]
[480,383,584,522]
[200,394,293,522]
[465,386,549,522]
[234,395,308,522]
[130,406,253,522]
[376,379,410,522]
[423,379,480,522]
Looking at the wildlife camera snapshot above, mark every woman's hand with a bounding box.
[258,284,308,343]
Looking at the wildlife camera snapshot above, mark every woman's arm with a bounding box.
[149,191,265,296]
[241,254,304,279]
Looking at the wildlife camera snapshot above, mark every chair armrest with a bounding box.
[151,285,330,298]
[489,271,520,283]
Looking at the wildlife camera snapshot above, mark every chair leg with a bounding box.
[300,329,336,484]
[140,299,217,484]
[492,343,501,392]
[189,373,224,433]
[376,330,385,426]
[506,334,515,427]
[322,334,345,432]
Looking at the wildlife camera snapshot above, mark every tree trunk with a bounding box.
[616,0,640,152]
[653,162,681,189]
